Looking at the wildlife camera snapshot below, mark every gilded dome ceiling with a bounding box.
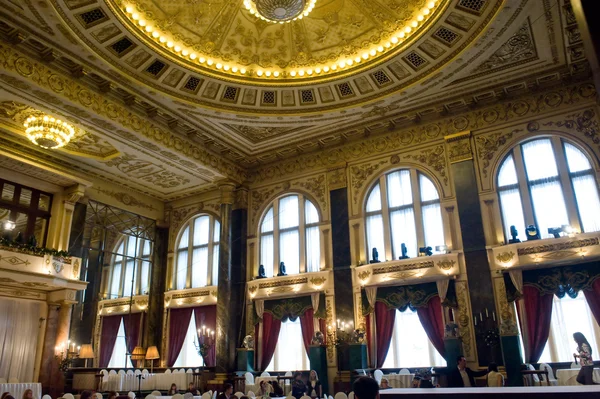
[109,0,444,82]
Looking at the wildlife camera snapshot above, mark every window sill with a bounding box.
[164,285,218,308]
[98,294,148,315]
[247,269,332,300]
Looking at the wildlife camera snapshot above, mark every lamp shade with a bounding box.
[79,344,94,359]
[146,346,160,360]
[131,346,146,360]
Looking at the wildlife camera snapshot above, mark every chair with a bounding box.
[399,369,410,375]
[348,393,354,399]
[260,372,270,377]
[135,370,142,375]
[96,393,103,399]
[284,371,293,377]
[165,369,172,374]
[539,363,558,386]
[184,393,194,399]
[142,369,149,375]
[328,396,333,399]
[172,395,184,399]
[300,396,311,399]
[145,395,156,399]
[151,392,162,397]
[245,372,255,385]
[373,370,383,384]
[201,393,211,399]
[179,369,186,373]
[42,395,52,399]
[212,391,217,399]
[0,378,7,384]
[128,392,136,399]
[234,393,244,399]
[64,394,75,399]
[186,369,193,374]
[118,370,126,376]
[247,392,255,398]
[523,364,541,386]
[334,393,348,399]
[127,370,135,376]
[8,377,19,383]
[109,370,118,376]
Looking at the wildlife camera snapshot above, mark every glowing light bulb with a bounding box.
[182,49,189,56]
[323,66,329,72]
[138,20,146,26]
[273,71,280,77]
[207,59,213,65]
[370,49,377,56]
[257,70,263,76]
[232,66,238,73]
[224,65,230,71]
[167,41,174,48]
[159,36,166,42]
[391,36,398,44]
[411,20,418,28]
[377,46,384,52]
[145,25,152,32]
[290,71,297,77]
[428,1,435,8]
[132,13,139,20]
[417,14,424,21]
[298,70,305,76]
[216,63,222,69]
[190,53,197,60]
[174,45,181,52]
[265,71,272,77]
[125,6,133,13]
[240,68,246,74]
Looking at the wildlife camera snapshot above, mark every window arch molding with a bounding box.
[256,190,324,277]
[172,211,221,290]
[361,166,448,262]
[493,134,600,242]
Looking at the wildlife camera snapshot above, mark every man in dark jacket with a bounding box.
[448,355,488,387]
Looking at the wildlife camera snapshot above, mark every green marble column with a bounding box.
[216,183,236,373]
[144,226,169,349]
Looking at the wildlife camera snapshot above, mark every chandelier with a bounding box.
[24,115,75,149]
[244,0,316,23]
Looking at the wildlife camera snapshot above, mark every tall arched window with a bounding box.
[108,235,152,299]
[497,137,600,241]
[365,169,445,260]
[174,214,221,290]
[259,194,321,277]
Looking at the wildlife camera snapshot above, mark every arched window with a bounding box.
[259,194,321,277]
[108,235,152,299]
[174,214,221,290]
[365,169,445,260]
[497,137,600,241]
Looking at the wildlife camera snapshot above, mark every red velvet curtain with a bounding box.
[299,308,315,356]
[194,305,217,367]
[260,312,282,370]
[375,302,396,368]
[584,279,600,326]
[416,295,446,357]
[123,312,142,355]
[99,315,122,367]
[521,286,554,363]
[167,307,194,367]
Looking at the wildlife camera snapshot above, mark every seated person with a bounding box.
[187,383,200,395]
[291,372,307,399]
[486,363,504,387]
[353,377,378,399]
[168,384,179,395]
[379,378,391,390]
[307,370,322,397]
[256,380,273,397]
[108,391,118,399]
[217,383,233,399]
[448,355,488,387]
[271,381,284,397]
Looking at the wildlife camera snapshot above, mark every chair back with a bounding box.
[63,394,75,399]
[142,369,149,375]
[179,368,186,373]
[151,392,162,397]
[527,364,540,383]
[42,395,52,399]
[348,392,354,399]
[245,372,255,385]
[284,371,292,377]
[118,370,126,376]
[109,370,117,376]
[172,394,184,399]
[186,369,193,374]
[128,391,136,399]
[8,377,19,383]
[247,392,255,398]
[399,369,410,375]
[373,370,383,384]
[334,393,348,399]
[127,370,134,376]
[134,370,142,375]
[300,396,311,399]
[96,393,103,399]
[212,391,217,399]
[570,361,580,369]
[201,393,211,399]
[145,395,156,399]
[260,372,270,377]
[165,369,172,374]
[184,393,194,399]
[234,393,244,399]
[540,363,556,380]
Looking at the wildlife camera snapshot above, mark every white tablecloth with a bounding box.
[383,374,415,388]
[103,373,192,392]
[556,368,600,386]
[0,383,42,399]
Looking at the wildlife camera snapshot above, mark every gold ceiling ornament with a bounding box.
[24,114,75,149]
[119,0,442,81]
[244,0,316,23]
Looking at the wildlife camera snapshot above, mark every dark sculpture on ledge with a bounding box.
[525,225,540,240]
[508,225,521,243]
[399,243,410,259]
[419,246,433,256]
[369,247,381,264]
[257,264,266,279]
[277,261,287,276]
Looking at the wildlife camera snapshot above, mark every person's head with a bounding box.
[260,380,268,389]
[488,362,498,373]
[2,393,10,399]
[294,371,302,381]
[108,391,117,399]
[309,370,318,381]
[80,391,93,399]
[223,383,233,395]
[171,384,178,391]
[573,332,590,348]
[353,377,379,399]
[4,395,15,399]
[189,383,195,389]
[456,355,466,369]
[380,378,389,389]
[22,391,33,399]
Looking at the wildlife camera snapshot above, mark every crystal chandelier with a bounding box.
[244,0,316,23]
[24,115,75,149]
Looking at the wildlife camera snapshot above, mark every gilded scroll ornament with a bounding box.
[495,251,515,264]
[436,259,456,271]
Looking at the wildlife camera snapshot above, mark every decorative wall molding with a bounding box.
[164,286,218,308]
[247,270,332,300]
[91,187,155,211]
[444,131,473,164]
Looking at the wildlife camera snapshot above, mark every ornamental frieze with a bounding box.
[516,238,599,256]
[372,261,435,275]
[258,277,308,289]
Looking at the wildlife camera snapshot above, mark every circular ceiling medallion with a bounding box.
[245,0,316,23]
[113,0,444,83]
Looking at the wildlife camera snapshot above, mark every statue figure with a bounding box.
[257,264,266,279]
[277,261,287,276]
[419,246,433,256]
[311,331,325,345]
[509,225,520,243]
[243,335,254,349]
[369,247,380,264]
[352,329,366,344]
[525,225,540,240]
[399,243,410,259]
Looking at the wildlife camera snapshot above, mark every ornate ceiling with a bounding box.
[0,0,590,200]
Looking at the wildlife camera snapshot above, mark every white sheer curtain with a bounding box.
[366,214,385,261]
[174,310,204,367]
[280,230,300,275]
[390,209,417,258]
[212,221,220,284]
[366,184,382,212]
[267,318,309,371]
[123,259,135,297]
[0,298,41,382]
[571,175,600,232]
[108,318,133,369]
[260,233,274,277]
[140,261,150,295]
[422,203,444,250]
[382,309,445,368]
[499,188,526,241]
[279,196,299,229]
[539,294,600,363]
[387,171,413,207]
[191,247,209,287]
[305,226,320,272]
[110,255,122,298]
[176,250,188,290]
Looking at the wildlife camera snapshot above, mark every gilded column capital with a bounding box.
[219,182,237,205]
[233,187,249,210]
[444,130,473,164]
[64,184,86,206]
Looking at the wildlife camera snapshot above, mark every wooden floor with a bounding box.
[379,386,600,399]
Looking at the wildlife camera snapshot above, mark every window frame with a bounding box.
[259,193,321,277]
[364,168,445,261]
[174,213,221,289]
[496,136,600,242]
[107,235,153,299]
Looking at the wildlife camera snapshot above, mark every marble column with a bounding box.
[145,225,169,350]
[215,182,236,374]
[445,132,501,366]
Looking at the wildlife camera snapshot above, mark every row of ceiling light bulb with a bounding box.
[124,0,438,79]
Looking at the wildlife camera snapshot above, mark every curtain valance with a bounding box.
[362,281,447,315]
[255,292,326,323]
[504,261,600,302]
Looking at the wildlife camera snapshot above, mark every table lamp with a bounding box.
[79,344,94,368]
[146,346,160,373]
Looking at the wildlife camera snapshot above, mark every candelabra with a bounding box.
[55,340,81,373]
[194,325,215,366]
[473,308,501,362]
